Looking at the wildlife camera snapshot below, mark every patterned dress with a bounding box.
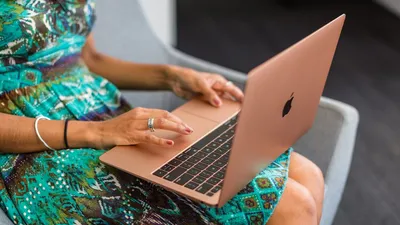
[0,1,292,224]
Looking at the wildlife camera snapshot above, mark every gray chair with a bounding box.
[0,0,359,224]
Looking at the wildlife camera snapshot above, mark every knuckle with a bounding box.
[128,134,140,143]
[131,107,143,117]
[144,134,152,142]
[161,110,170,118]
[134,107,143,112]
[128,122,137,130]
[158,118,166,127]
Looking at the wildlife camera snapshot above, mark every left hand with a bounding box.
[165,65,244,107]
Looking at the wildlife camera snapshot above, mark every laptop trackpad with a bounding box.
[177,98,241,123]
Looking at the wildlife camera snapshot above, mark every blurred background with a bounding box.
[140,0,400,224]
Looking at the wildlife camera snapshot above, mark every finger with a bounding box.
[212,80,244,102]
[204,73,227,86]
[136,132,175,147]
[223,84,245,102]
[136,117,193,134]
[198,79,223,107]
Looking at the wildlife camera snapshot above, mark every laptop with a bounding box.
[100,15,345,207]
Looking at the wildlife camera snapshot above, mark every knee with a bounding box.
[280,180,318,221]
[307,160,325,190]
[292,182,318,219]
[292,153,325,188]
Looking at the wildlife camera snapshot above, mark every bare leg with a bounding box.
[288,152,325,222]
[267,178,318,225]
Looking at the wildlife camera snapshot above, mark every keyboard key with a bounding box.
[222,132,233,139]
[214,148,228,155]
[203,147,214,153]
[194,151,208,159]
[199,170,213,178]
[187,156,201,164]
[221,154,230,162]
[207,142,221,149]
[206,165,219,173]
[224,118,236,127]
[217,181,223,187]
[220,142,232,150]
[214,159,226,168]
[194,162,207,170]
[193,176,206,184]
[195,183,214,194]
[176,154,189,161]
[185,181,199,190]
[187,167,201,176]
[211,186,221,193]
[164,167,186,181]
[174,173,194,185]
[169,159,182,167]
[207,177,220,185]
[160,164,174,172]
[201,158,214,165]
[206,192,214,197]
[220,167,227,173]
[208,152,221,160]
[228,128,235,134]
[181,161,194,169]
[153,170,167,177]
[215,137,227,144]
[193,128,224,149]
[214,171,225,179]
[183,147,199,156]
[231,114,238,122]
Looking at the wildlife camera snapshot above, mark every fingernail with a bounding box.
[213,98,221,106]
[185,128,193,134]
[184,124,193,131]
[166,140,174,145]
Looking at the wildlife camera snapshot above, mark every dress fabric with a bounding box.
[0,1,292,224]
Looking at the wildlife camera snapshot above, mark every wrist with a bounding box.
[162,64,180,90]
[67,121,104,149]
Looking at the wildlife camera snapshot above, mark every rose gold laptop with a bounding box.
[100,15,345,207]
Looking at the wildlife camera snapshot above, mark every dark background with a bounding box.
[177,1,400,225]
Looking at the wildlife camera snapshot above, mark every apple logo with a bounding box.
[282,92,294,118]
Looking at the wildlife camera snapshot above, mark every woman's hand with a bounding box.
[91,107,193,149]
[165,65,244,107]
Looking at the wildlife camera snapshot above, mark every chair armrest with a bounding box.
[319,97,359,225]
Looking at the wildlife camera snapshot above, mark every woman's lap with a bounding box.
[0,148,291,225]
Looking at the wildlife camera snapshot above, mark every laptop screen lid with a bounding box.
[218,15,346,207]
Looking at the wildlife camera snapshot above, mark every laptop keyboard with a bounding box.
[152,114,238,197]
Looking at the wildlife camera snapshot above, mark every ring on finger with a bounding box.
[148,117,155,132]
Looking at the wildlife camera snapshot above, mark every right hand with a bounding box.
[92,107,194,149]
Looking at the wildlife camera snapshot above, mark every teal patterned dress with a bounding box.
[0,1,292,224]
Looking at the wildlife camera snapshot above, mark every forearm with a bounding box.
[0,113,99,153]
[83,51,170,90]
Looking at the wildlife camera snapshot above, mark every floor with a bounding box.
[177,1,400,225]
